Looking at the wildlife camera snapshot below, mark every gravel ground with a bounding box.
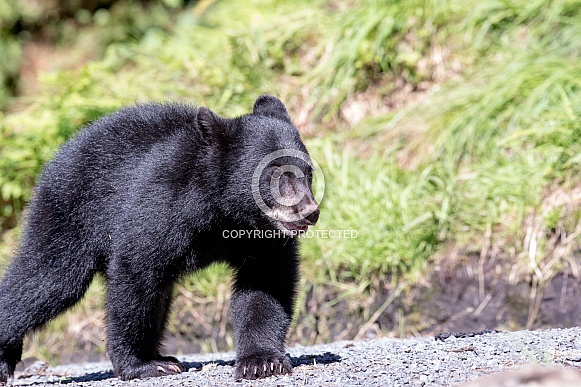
[8,327,581,386]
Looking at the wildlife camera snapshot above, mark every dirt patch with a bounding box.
[405,253,581,335]
[287,253,581,346]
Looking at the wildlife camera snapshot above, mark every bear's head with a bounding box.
[197,95,320,236]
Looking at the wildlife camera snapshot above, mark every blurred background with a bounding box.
[1,0,581,366]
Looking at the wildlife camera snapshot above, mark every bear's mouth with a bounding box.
[280,221,310,232]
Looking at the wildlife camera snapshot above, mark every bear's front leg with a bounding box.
[230,243,299,380]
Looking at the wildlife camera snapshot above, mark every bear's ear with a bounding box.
[197,107,230,142]
[253,95,292,123]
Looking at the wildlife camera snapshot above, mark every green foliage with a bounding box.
[231,0,455,122]
[408,2,581,247]
[298,0,581,277]
[0,0,183,110]
[423,53,581,163]
[462,0,581,48]
[307,0,454,120]
[0,0,29,109]
[301,141,440,278]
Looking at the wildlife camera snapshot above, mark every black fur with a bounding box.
[0,95,319,382]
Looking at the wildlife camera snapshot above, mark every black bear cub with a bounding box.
[0,95,320,382]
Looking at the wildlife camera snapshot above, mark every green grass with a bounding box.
[301,139,440,279]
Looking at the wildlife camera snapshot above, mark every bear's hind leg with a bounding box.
[0,252,96,383]
[0,338,21,385]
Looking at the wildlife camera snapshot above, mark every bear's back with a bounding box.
[27,104,202,234]
[75,103,199,161]
[41,103,199,184]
